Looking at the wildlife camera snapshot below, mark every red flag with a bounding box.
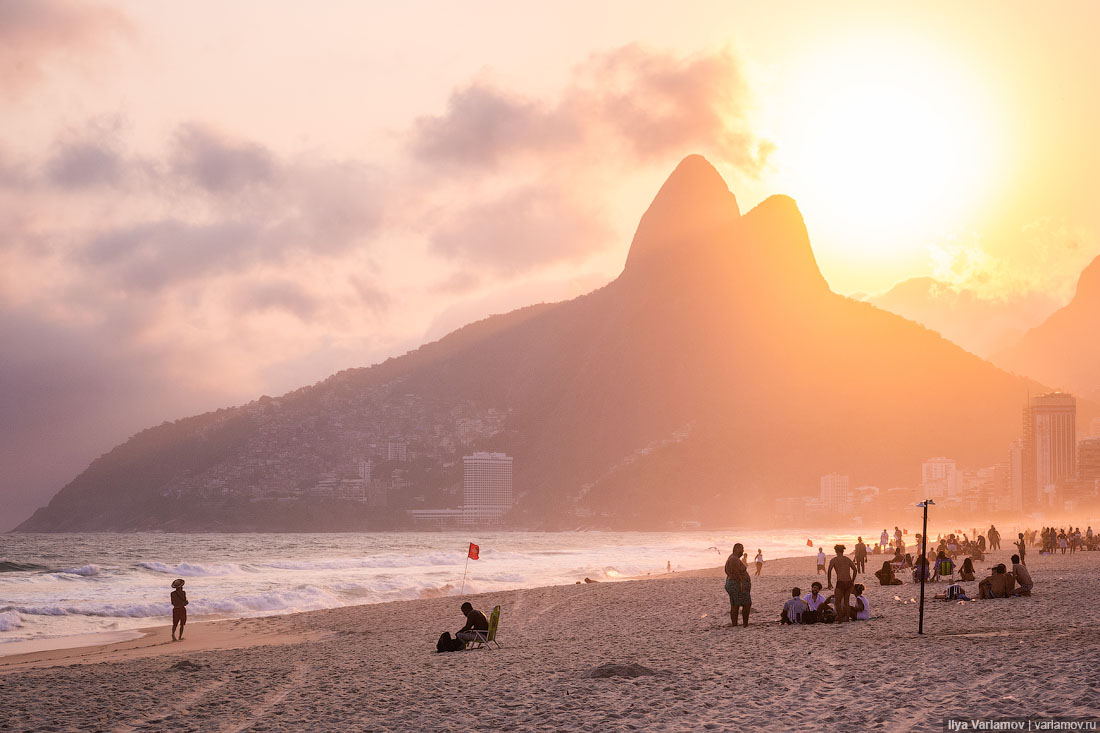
[468,543,479,560]
[806,539,813,547]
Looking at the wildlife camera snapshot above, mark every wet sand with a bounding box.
[3,547,1098,731]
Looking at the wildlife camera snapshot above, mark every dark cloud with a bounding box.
[429,186,611,274]
[46,139,124,188]
[0,0,131,95]
[172,124,275,193]
[234,279,321,320]
[409,44,771,175]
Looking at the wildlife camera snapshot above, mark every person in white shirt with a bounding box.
[816,547,826,574]
[781,587,808,624]
[803,582,829,623]
[754,550,764,577]
[881,529,890,548]
[851,583,870,620]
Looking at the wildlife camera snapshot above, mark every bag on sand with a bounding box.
[436,632,466,652]
[820,607,837,624]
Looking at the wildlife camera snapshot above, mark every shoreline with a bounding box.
[4,546,1097,729]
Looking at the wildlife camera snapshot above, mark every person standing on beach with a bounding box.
[826,545,858,623]
[1016,533,1028,564]
[854,537,867,573]
[880,529,889,548]
[817,547,826,574]
[988,525,1000,550]
[724,543,752,627]
[754,549,764,577]
[170,578,188,641]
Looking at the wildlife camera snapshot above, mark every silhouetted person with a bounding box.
[456,602,489,644]
[988,525,1000,550]
[1016,533,1027,564]
[959,557,976,582]
[170,578,188,641]
[827,544,857,623]
[724,542,752,627]
[854,537,867,573]
[1011,554,1033,596]
[875,561,902,585]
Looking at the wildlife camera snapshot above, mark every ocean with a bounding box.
[0,530,860,652]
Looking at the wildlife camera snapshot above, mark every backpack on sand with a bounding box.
[436,632,466,652]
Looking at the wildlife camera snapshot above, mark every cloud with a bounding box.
[429,185,612,274]
[172,124,275,193]
[0,0,131,95]
[46,138,124,188]
[929,221,1099,302]
[409,44,771,175]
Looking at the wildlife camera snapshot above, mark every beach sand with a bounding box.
[2,547,1098,731]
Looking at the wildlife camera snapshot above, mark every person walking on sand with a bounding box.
[754,549,764,577]
[170,578,188,641]
[854,537,867,573]
[827,545,858,623]
[817,547,826,574]
[724,543,752,627]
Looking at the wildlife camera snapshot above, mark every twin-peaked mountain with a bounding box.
[994,255,1100,402]
[18,156,1064,531]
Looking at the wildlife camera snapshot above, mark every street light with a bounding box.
[916,499,935,634]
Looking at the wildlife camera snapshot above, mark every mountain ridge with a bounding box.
[17,155,1085,532]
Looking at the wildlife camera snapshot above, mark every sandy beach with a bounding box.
[3,546,1098,731]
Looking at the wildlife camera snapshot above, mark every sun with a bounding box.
[771,36,1001,263]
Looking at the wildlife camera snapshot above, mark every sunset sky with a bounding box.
[2,0,1099,527]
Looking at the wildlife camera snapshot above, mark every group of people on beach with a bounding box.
[720,521,1061,627]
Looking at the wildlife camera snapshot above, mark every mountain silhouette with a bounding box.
[17,155,1070,531]
[994,255,1100,401]
[869,277,1058,358]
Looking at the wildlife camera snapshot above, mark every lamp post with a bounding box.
[917,499,935,634]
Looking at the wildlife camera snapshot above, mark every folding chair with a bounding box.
[466,605,503,650]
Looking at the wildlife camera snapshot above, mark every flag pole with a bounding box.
[461,554,470,594]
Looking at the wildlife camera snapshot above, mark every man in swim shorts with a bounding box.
[171,578,188,641]
[827,544,858,623]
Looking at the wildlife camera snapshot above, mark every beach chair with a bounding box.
[466,605,503,650]
[937,559,955,583]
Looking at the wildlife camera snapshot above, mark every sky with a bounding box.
[2,1,1100,529]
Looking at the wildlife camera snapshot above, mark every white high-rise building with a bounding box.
[819,473,852,515]
[463,452,513,524]
[1023,392,1076,507]
[920,457,957,500]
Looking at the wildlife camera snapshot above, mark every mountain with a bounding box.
[993,255,1100,402]
[17,155,1075,532]
[868,277,1059,358]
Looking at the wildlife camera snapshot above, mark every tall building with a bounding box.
[1022,392,1077,508]
[1091,417,1100,438]
[920,457,957,500]
[1008,439,1024,512]
[1079,438,1100,494]
[463,452,513,524]
[819,473,852,515]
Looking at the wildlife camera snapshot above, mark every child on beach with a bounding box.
[170,578,188,641]
[1011,555,1033,596]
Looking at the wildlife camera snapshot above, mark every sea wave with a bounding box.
[0,610,23,632]
[136,561,250,577]
[0,561,47,573]
[55,565,101,577]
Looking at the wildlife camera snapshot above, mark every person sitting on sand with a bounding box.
[959,557,976,582]
[170,578,188,641]
[1011,555,1033,596]
[827,544,858,623]
[875,561,902,585]
[724,543,752,627]
[456,602,489,644]
[802,582,828,622]
[851,584,869,621]
[979,565,1015,599]
[912,556,930,583]
[781,587,808,624]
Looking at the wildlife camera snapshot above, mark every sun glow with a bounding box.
[772,37,1002,262]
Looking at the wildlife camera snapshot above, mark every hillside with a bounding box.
[17,155,1068,531]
